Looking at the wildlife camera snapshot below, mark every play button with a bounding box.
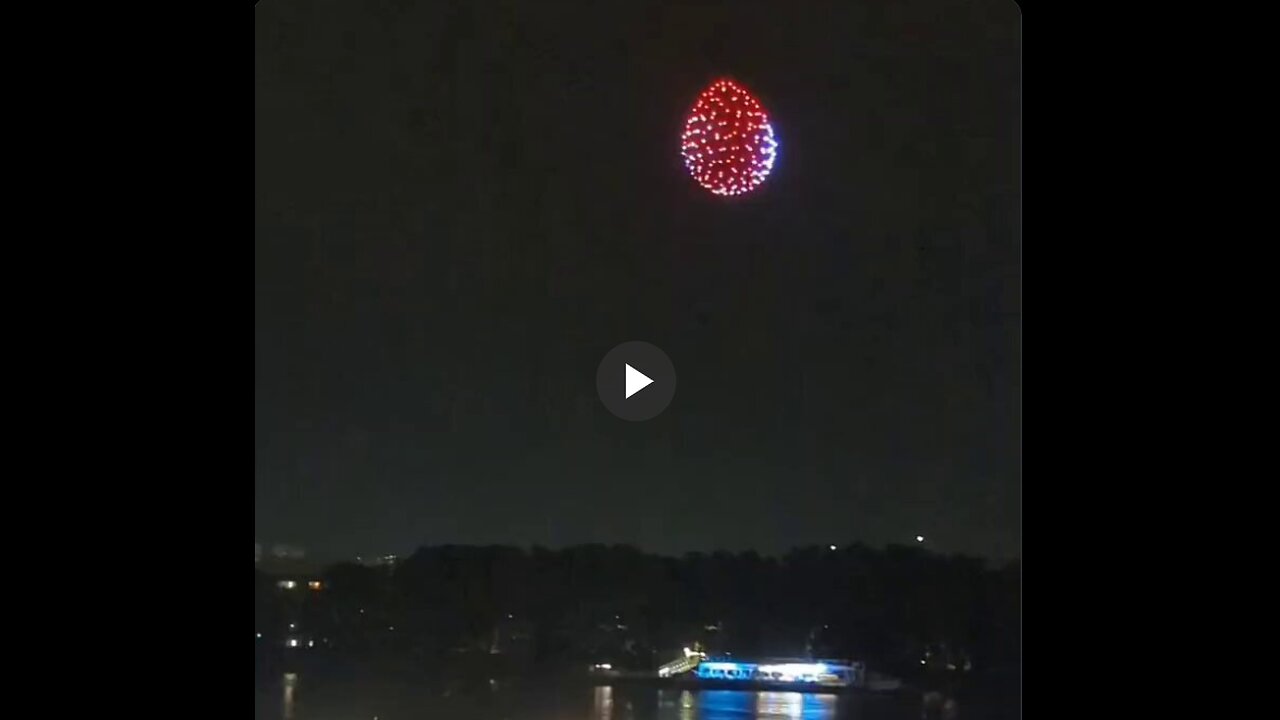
[625,364,654,399]
[597,341,677,421]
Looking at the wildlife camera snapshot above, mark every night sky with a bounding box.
[255,0,1022,561]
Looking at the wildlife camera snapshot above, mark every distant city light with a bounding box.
[289,623,296,629]
[916,535,924,543]
[308,580,322,590]
[594,663,613,670]
[921,659,927,665]
[287,638,299,648]
[277,580,297,590]
[829,545,837,551]
[388,626,394,631]
[308,640,315,648]
[256,632,262,639]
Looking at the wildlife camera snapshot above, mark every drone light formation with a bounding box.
[681,78,778,197]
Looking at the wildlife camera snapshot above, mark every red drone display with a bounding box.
[681,78,778,197]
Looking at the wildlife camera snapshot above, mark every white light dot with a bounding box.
[916,535,924,543]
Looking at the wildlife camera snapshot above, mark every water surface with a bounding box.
[254,672,1008,720]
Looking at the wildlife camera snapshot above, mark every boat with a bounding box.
[594,652,866,692]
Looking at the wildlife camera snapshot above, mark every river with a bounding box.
[255,671,1017,720]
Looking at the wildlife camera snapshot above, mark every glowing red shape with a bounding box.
[680,78,778,197]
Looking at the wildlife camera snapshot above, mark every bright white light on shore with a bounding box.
[287,638,299,648]
[915,535,924,543]
[829,544,837,551]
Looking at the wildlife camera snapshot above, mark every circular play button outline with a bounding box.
[596,341,677,422]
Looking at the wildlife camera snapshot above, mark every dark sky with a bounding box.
[255,0,1022,561]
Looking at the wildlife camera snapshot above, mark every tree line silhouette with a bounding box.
[255,543,1019,682]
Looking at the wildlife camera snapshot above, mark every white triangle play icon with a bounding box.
[625,363,654,399]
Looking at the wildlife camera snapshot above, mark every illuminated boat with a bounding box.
[601,651,866,691]
[690,658,861,688]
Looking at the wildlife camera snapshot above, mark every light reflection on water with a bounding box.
[596,686,844,720]
[595,685,613,719]
[757,691,804,717]
[679,690,695,720]
[263,673,903,720]
[281,673,297,720]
